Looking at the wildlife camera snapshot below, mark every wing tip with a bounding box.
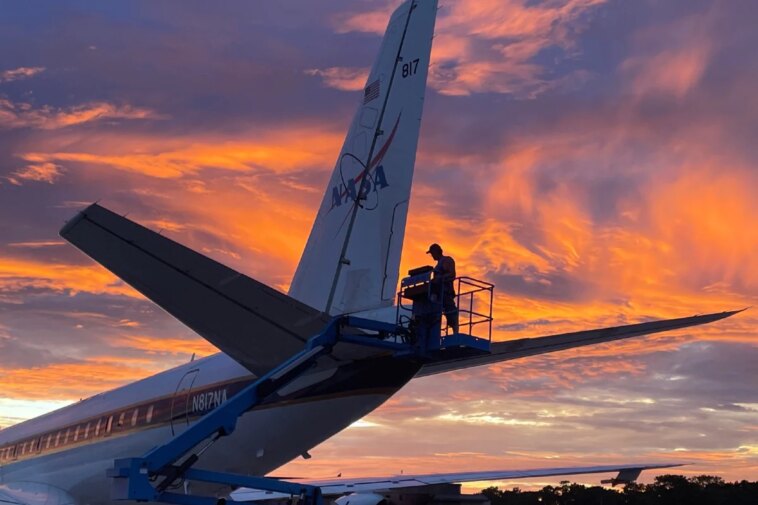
[59,201,104,238]
[708,307,749,321]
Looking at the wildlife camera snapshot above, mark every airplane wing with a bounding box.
[60,203,338,376]
[231,463,682,501]
[418,310,742,377]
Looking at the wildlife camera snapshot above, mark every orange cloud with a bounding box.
[0,66,45,83]
[620,12,715,99]
[121,172,320,290]
[332,3,395,35]
[20,126,342,178]
[305,67,369,91]
[0,99,162,130]
[646,168,758,290]
[7,241,66,248]
[0,256,140,298]
[433,0,607,95]
[0,357,164,401]
[10,161,64,184]
[622,46,711,99]
[116,335,218,358]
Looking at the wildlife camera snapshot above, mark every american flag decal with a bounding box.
[363,79,380,104]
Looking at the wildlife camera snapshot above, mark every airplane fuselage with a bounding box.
[0,351,421,505]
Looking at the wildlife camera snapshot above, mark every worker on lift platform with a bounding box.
[426,243,459,334]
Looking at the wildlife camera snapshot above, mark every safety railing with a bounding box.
[396,272,494,344]
[447,276,494,341]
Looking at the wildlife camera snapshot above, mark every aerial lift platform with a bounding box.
[109,270,494,505]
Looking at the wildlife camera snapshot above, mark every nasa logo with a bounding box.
[330,165,389,209]
[329,114,401,212]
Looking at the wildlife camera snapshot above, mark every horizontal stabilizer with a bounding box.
[418,310,742,377]
[60,204,333,376]
[231,463,682,501]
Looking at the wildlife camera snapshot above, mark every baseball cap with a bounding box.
[426,243,442,254]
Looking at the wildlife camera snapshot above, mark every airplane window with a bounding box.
[118,412,126,428]
[146,404,154,424]
[95,418,101,436]
[84,422,91,439]
[30,439,36,452]
[73,426,80,442]
[55,431,61,447]
[64,428,70,445]
[106,415,114,434]
[46,434,52,449]
[131,408,139,427]
[20,443,25,456]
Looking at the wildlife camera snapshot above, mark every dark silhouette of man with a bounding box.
[426,243,459,334]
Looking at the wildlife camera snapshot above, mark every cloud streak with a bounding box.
[0,66,45,83]
[0,99,162,130]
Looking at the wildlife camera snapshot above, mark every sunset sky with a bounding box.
[1,0,757,490]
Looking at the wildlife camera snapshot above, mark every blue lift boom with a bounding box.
[109,275,494,505]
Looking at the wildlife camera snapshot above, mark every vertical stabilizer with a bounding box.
[289,0,438,315]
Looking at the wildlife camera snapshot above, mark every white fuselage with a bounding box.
[0,350,414,505]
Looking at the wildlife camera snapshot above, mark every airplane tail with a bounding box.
[289,0,438,315]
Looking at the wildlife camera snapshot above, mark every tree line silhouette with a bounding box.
[480,474,758,504]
